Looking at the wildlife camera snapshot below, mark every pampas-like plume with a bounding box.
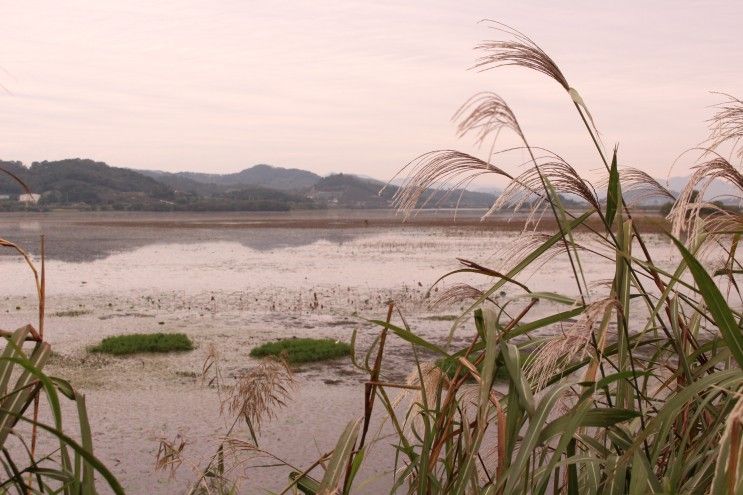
[668,156,743,237]
[616,167,676,206]
[432,283,494,308]
[489,158,600,221]
[384,150,511,218]
[474,21,569,91]
[707,93,743,159]
[392,362,445,433]
[453,92,525,145]
[525,298,617,390]
[222,358,294,430]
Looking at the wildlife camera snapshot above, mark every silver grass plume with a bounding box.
[615,167,675,207]
[707,93,743,160]
[474,21,569,91]
[383,150,510,218]
[222,358,294,431]
[453,92,525,145]
[668,156,743,238]
[489,158,600,222]
[432,283,493,309]
[525,298,617,390]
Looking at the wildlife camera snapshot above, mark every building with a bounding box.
[18,193,41,204]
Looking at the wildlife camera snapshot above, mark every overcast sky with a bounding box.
[1,1,741,184]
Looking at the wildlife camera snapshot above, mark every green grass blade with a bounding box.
[670,235,743,367]
[317,418,361,494]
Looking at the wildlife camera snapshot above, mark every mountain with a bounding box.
[0,159,172,204]
[665,175,739,202]
[309,173,497,208]
[0,158,497,211]
[171,164,321,191]
[0,159,316,211]
[137,169,229,195]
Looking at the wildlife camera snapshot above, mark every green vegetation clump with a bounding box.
[250,338,351,363]
[91,333,193,355]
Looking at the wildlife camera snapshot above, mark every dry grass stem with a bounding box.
[155,434,188,479]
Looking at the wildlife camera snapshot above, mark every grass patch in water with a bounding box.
[91,333,194,355]
[250,338,351,363]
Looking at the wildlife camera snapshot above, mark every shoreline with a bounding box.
[2,208,670,232]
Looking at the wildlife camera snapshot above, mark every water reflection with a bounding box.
[0,209,497,262]
[0,225,368,262]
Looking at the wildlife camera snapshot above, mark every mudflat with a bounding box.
[0,210,675,493]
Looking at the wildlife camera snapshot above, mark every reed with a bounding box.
[147,23,742,495]
[282,23,743,495]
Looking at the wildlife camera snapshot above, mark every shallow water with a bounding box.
[0,211,678,493]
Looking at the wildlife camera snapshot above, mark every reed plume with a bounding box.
[707,93,743,159]
[616,167,675,206]
[489,158,600,223]
[384,150,510,218]
[453,92,525,145]
[668,156,743,237]
[222,358,294,430]
[474,21,569,91]
[525,298,617,390]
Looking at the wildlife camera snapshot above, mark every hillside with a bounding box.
[0,159,172,205]
[310,173,497,208]
[137,169,229,195]
[173,164,321,191]
[0,159,315,211]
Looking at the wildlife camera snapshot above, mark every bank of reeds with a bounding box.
[284,23,743,494]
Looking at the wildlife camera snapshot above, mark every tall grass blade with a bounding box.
[671,235,743,367]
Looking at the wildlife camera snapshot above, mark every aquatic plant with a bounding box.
[250,337,351,364]
[91,332,194,355]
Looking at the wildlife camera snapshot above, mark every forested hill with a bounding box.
[145,164,321,191]
[0,158,499,211]
[0,159,171,203]
[309,173,497,208]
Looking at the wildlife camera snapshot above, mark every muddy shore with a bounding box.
[0,210,676,493]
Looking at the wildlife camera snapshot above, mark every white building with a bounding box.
[18,193,41,204]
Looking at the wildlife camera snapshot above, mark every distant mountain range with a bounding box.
[0,159,496,211]
[140,164,321,192]
[0,158,736,212]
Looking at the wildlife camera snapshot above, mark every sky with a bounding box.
[1,1,741,185]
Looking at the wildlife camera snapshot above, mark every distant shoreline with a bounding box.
[1,208,669,233]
